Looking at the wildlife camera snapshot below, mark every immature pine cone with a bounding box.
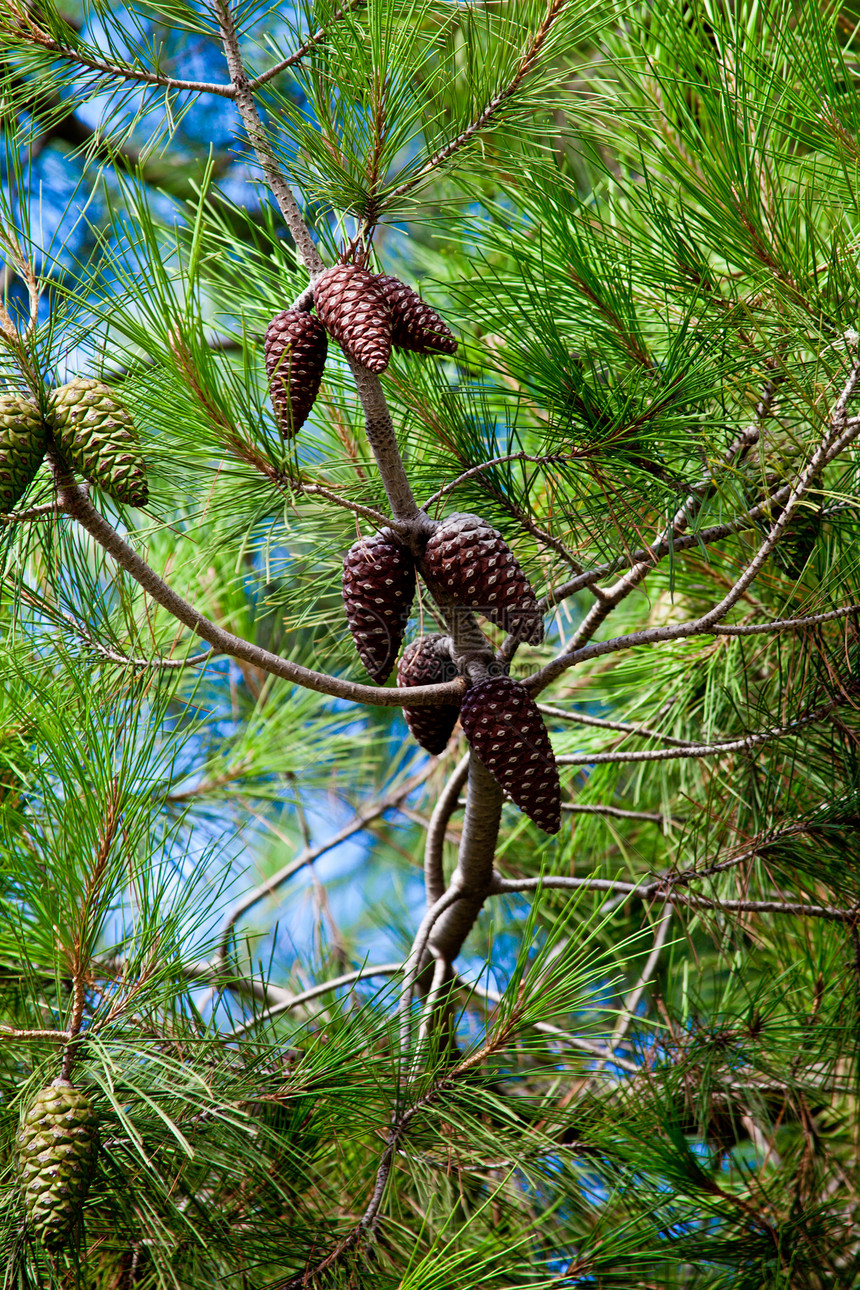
[460,676,561,834]
[376,275,457,356]
[16,1080,99,1250]
[397,635,460,754]
[342,530,416,683]
[0,394,44,513]
[423,513,543,643]
[50,378,148,507]
[313,265,392,373]
[264,309,328,438]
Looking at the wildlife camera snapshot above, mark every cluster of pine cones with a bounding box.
[0,378,147,513]
[264,265,457,437]
[263,262,561,834]
[343,519,561,836]
[16,1080,99,1250]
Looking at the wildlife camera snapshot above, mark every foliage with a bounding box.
[2,0,860,1286]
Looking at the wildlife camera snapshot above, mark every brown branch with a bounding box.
[490,874,859,923]
[56,478,463,709]
[554,688,856,766]
[538,701,699,748]
[0,1026,70,1041]
[213,0,324,271]
[3,6,234,97]
[227,963,402,1037]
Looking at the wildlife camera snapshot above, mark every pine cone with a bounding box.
[460,676,561,834]
[313,265,392,373]
[397,635,460,754]
[50,379,148,507]
[376,275,457,356]
[423,513,543,643]
[264,309,328,438]
[0,394,44,513]
[16,1080,99,1250]
[342,530,416,683]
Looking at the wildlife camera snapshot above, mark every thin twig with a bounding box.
[220,769,431,958]
[227,963,402,1037]
[3,7,234,97]
[538,702,699,748]
[0,1026,70,1041]
[490,874,859,923]
[246,0,367,90]
[554,688,854,766]
[387,0,571,201]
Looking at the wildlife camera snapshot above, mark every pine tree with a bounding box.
[2,1,860,1286]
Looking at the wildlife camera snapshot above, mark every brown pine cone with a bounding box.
[460,676,560,834]
[376,275,457,356]
[264,309,328,438]
[313,265,392,373]
[397,636,460,754]
[342,530,416,683]
[422,513,543,644]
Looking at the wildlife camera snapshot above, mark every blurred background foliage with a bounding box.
[3,0,860,1285]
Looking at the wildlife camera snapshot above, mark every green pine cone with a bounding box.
[0,394,45,513]
[16,1080,99,1251]
[50,378,148,507]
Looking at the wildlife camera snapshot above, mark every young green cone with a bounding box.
[50,378,148,507]
[0,394,45,513]
[16,1080,99,1250]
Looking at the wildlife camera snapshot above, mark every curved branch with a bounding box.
[57,481,463,709]
[424,752,470,906]
[3,16,235,97]
[538,702,698,748]
[228,962,402,1037]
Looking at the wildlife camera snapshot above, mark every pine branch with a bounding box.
[213,0,324,272]
[554,686,858,766]
[424,753,470,907]
[490,875,859,923]
[55,477,463,709]
[3,3,234,96]
[538,702,699,748]
[227,963,402,1037]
